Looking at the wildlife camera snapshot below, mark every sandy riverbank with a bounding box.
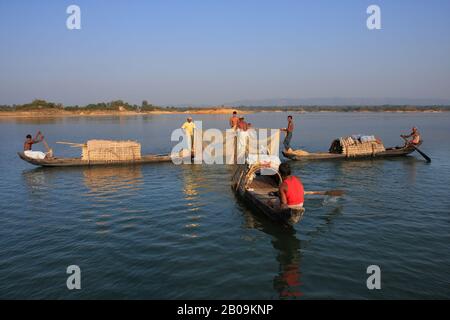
[0,108,253,118]
[0,108,445,118]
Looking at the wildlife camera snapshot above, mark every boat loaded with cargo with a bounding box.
[283,135,428,161]
[18,139,172,167]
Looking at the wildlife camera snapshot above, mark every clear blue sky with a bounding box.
[1,0,449,106]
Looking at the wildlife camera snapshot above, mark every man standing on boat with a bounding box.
[281,115,294,152]
[229,111,239,130]
[402,127,421,145]
[236,117,249,163]
[182,117,196,155]
[278,162,304,209]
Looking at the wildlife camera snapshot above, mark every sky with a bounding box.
[0,0,449,106]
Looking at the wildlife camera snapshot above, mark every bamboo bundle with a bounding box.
[340,136,385,157]
[81,140,141,161]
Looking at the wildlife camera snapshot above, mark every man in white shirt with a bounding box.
[181,117,196,154]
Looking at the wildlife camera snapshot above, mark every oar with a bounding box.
[305,190,345,197]
[41,138,53,157]
[401,136,431,163]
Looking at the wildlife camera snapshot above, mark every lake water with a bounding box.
[0,112,449,299]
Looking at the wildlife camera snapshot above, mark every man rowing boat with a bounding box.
[401,127,421,146]
[24,131,44,151]
[23,131,48,159]
[278,162,304,209]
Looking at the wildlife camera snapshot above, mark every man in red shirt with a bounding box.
[278,162,304,209]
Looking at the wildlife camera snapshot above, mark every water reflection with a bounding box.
[23,165,144,196]
[22,166,145,235]
[0,117,64,124]
[82,166,145,235]
[83,166,143,195]
[181,165,205,238]
[400,157,419,184]
[22,167,57,197]
[241,208,303,299]
[241,197,344,299]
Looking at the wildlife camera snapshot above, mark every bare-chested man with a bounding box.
[24,131,44,151]
[229,111,239,130]
[401,127,421,145]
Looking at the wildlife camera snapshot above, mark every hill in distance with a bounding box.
[225,97,450,107]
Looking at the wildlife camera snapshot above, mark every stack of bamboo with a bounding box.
[81,140,141,161]
[340,136,385,157]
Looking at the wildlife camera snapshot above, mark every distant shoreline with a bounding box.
[0,108,447,118]
[2,99,449,118]
[0,108,253,118]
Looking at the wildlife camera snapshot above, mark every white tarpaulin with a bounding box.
[24,150,46,160]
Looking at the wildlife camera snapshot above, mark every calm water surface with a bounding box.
[0,112,449,299]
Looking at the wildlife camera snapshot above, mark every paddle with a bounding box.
[36,132,53,157]
[41,138,53,156]
[401,136,431,163]
[305,190,345,197]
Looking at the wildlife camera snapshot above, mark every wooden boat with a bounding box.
[18,152,172,167]
[232,163,305,226]
[283,141,421,161]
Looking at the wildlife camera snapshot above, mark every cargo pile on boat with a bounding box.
[81,140,141,161]
[330,135,385,157]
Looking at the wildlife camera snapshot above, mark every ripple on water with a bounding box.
[1,113,450,298]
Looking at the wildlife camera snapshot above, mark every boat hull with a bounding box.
[18,152,172,167]
[282,146,417,161]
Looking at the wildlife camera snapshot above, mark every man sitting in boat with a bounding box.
[401,127,421,146]
[23,131,47,160]
[278,163,304,209]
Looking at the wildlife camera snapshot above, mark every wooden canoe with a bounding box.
[18,152,172,167]
[283,144,419,161]
[232,164,305,226]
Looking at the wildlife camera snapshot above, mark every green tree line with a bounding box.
[1,99,449,112]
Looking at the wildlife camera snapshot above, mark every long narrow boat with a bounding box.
[18,152,172,167]
[283,142,420,161]
[232,163,305,226]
